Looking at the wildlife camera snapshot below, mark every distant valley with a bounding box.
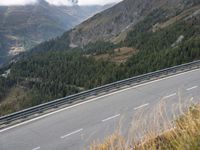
[0,0,113,66]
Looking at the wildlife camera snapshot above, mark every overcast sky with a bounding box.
[0,0,123,6]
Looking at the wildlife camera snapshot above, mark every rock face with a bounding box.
[0,0,112,65]
[69,0,199,47]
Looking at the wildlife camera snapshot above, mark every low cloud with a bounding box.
[0,0,123,6]
[78,0,122,5]
[0,0,37,6]
[45,0,74,6]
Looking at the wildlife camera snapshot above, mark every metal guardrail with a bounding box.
[1,60,200,126]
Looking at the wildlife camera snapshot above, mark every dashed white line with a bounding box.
[134,103,149,110]
[186,86,198,91]
[163,93,177,99]
[61,129,83,139]
[102,114,120,122]
[32,147,40,150]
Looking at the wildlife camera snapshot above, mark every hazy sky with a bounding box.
[0,0,37,6]
[0,0,123,6]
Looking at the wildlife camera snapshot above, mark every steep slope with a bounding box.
[69,0,199,47]
[29,0,200,50]
[0,0,112,66]
[30,0,199,50]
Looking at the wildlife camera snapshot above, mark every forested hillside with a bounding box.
[0,1,199,116]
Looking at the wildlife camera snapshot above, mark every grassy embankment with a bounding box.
[90,99,200,150]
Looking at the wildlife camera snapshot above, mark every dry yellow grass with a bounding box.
[94,47,137,63]
[90,97,200,150]
[0,86,28,116]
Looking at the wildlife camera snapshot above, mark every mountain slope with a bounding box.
[29,0,200,51]
[69,0,199,47]
[0,0,112,66]
[30,0,199,51]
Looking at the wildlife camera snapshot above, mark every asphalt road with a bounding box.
[0,69,200,150]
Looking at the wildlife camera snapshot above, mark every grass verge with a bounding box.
[90,98,200,150]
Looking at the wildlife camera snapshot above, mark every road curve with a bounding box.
[0,69,200,150]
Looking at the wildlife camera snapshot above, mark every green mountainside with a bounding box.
[0,0,199,115]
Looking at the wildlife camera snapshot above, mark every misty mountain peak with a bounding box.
[70,0,78,4]
[37,0,49,5]
[37,0,78,6]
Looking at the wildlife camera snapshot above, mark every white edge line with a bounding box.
[186,86,198,91]
[102,114,120,122]
[163,93,176,99]
[60,128,83,139]
[32,146,40,150]
[0,68,200,133]
[134,103,149,110]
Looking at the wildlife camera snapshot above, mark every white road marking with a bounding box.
[0,68,200,133]
[186,86,198,91]
[102,114,120,122]
[61,129,83,139]
[134,103,149,110]
[163,93,176,99]
[32,147,40,150]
